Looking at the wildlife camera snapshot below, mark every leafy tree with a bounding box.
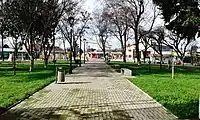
[4,0,44,71]
[37,0,66,68]
[153,0,200,39]
[4,0,67,70]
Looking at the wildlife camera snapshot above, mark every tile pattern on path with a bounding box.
[0,59,178,120]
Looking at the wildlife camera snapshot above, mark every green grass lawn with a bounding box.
[0,60,77,109]
[108,62,200,119]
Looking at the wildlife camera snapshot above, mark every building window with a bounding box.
[129,55,131,58]
[129,49,132,52]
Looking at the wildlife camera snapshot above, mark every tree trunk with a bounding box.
[1,30,4,61]
[135,25,141,65]
[29,56,34,72]
[73,50,76,61]
[43,49,48,68]
[160,54,163,69]
[13,45,16,75]
[69,44,73,74]
[63,40,66,57]
[29,30,34,72]
[133,50,136,63]
[160,45,162,69]
[135,42,140,65]
[103,47,106,61]
[124,35,127,63]
[123,49,126,62]
[181,56,185,66]
[191,52,193,65]
[148,57,151,72]
[44,57,48,68]
[136,43,140,65]
[143,50,147,64]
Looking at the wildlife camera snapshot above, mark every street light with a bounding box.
[68,16,75,74]
[83,38,87,64]
[79,31,83,67]
[78,27,89,67]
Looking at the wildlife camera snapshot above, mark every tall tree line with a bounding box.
[0,0,92,74]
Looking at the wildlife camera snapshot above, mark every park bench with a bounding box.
[113,64,120,69]
[111,64,120,69]
[121,68,132,76]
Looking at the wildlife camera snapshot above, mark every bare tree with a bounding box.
[92,8,110,60]
[105,1,131,62]
[163,31,195,64]
[105,0,157,63]
[140,27,151,63]
[126,0,158,65]
[72,11,91,61]
[148,26,165,69]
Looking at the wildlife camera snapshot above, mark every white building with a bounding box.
[0,48,27,61]
[126,43,173,62]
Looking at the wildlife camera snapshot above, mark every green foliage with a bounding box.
[3,0,65,68]
[108,62,199,119]
[152,0,200,39]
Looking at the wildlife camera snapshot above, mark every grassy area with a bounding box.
[0,60,77,109]
[108,62,199,119]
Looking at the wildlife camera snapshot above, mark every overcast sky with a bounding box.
[82,0,200,50]
[82,0,161,49]
[3,0,200,50]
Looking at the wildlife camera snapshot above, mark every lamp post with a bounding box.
[83,39,87,64]
[68,16,75,74]
[79,31,82,67]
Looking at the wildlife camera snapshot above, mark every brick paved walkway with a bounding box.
[1,59,178,120]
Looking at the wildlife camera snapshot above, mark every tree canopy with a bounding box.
[153,0,200,39]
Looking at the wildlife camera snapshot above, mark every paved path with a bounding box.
[1,59,177,120]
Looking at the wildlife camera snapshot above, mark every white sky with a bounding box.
[82,0,122,49]
[82,0,161,49]
[81,0,200,50]
[4,0,199,50]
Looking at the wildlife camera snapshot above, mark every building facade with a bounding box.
[125,43,173,63]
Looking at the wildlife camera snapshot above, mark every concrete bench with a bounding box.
[113,64,120,69]
[121,68,132,76]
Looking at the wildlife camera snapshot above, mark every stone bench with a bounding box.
[121,68,132,76]
[113,64,120,69]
